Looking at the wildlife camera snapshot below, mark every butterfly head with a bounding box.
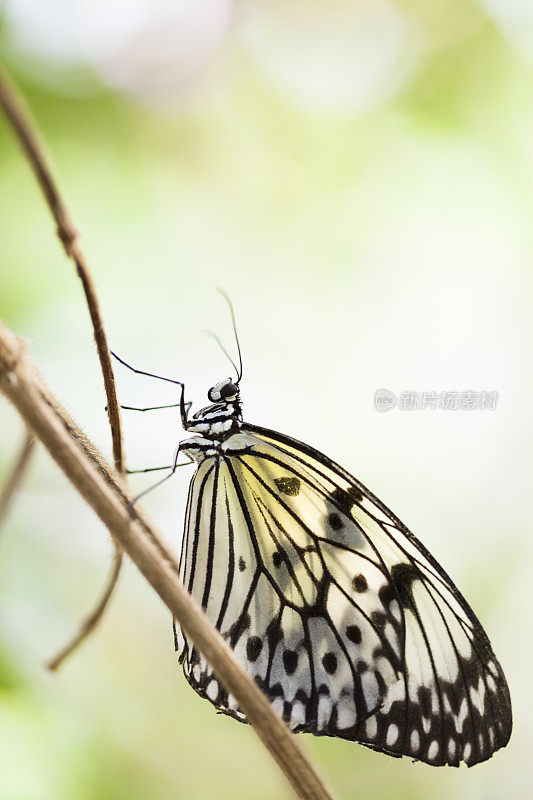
[208,378,240,403]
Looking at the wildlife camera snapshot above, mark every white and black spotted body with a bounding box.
[179,378,243,461]
[174,378,512,767]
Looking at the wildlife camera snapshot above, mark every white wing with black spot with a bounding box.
[174,425,512,767]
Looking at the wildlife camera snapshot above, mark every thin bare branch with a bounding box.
[0,318,337,800]
[0,66,123,471]
[45,545,123,672]
[0,63,124,662]
[0,429,35,530]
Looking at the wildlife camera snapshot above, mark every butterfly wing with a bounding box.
[175,438,403,731]
[175,425,512,767]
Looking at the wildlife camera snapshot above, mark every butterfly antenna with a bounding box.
[217,288,243,383]
[203,329,240,380]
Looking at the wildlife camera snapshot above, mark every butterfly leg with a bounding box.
[110,351,193,428]
[126,464,176,474]
[126,443,193,515]
[117,401,192,413]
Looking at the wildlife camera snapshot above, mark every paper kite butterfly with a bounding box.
[113,302,512,768]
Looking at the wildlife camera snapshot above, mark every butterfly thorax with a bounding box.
[180,378,247,463]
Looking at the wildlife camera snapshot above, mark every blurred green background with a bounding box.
[1,1,532,798]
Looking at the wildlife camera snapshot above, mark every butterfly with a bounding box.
[114,308,512,768]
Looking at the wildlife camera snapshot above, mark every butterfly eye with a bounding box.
[208,381,239,402]
[220,382,239,400]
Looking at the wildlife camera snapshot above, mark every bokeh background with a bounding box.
[1,1,532,798]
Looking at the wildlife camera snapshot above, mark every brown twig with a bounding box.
[0,64,124,666]
[0,429,35,530]
[0,67,123,468]
[45,545,123,671]
[0,318,336,800]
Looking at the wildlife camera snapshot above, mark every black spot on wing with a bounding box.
[370,611,387,633]
[390,562,422,607]
[378,582,397,606]
[274,476,301,496]
[346,624,362,644]
[417,685,432,719]
[266,617,283,652]
[323,487,365,547]
[322,652,338,675]
[329,486,364,512]
[283,649,299,675]
[327,512,344,531]
[352,574,369,593]
[246,636,263,662]
[228,612,251,647]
